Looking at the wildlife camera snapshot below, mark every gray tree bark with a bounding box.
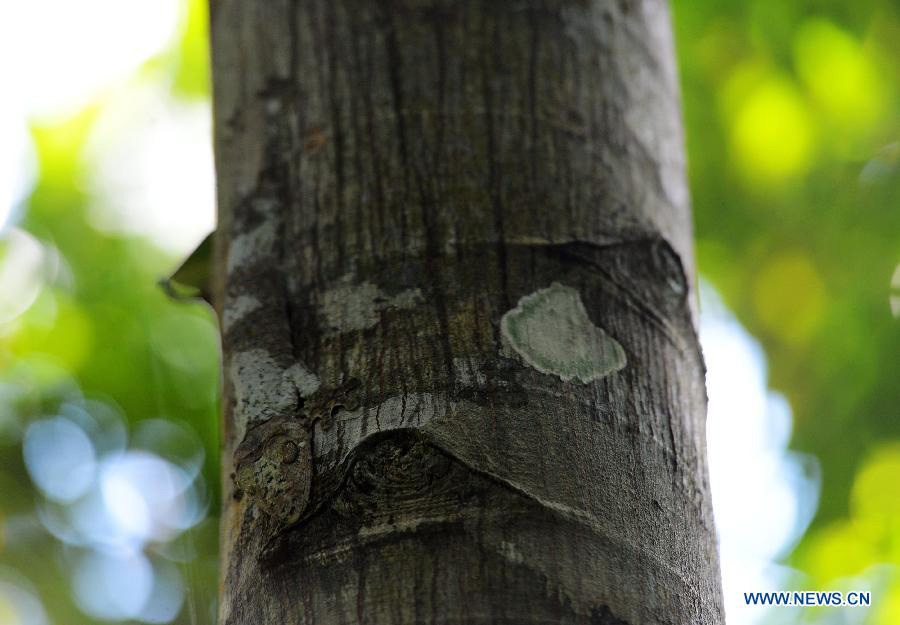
[210,1,724,623]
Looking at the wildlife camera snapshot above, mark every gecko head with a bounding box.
[234,419,312,525]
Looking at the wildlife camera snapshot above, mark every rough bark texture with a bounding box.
[210,1,724,623]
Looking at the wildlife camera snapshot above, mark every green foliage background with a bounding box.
[0,0,897,623]
[676,0,900,619]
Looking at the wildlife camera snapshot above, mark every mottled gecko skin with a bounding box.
[234,418,312,524]
[233,378,363,525]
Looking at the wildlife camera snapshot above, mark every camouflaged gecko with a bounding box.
[233,377,362,524]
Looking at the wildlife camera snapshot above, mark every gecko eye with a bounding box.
[275,439,300,464]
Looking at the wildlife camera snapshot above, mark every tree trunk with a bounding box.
[210,1,724,623]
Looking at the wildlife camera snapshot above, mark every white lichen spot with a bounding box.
[223,294,262,331]
[284,362,321,398]
[226,219,276,274]
[500,282,626,384]
[229,349,320,437]
[320,276,423,333]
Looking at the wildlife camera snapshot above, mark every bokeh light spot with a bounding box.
[138,560,186,624]
[850,444,900,533]
[0,571,47,625]
[0,0,181,118]
[132,419,205,482]
[800,520,878,588]
[99,451,198,544]
[85,87,215,255]
[752,251,826,344]
[0,119,37,231]
[23,417,96,503]
[794,18,886,138]
[72,551,153,621]
[9,292,93,371]
[0,229,47,325]
[730,77,814,184]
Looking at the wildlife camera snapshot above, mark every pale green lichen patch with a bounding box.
[500,283,626,383]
